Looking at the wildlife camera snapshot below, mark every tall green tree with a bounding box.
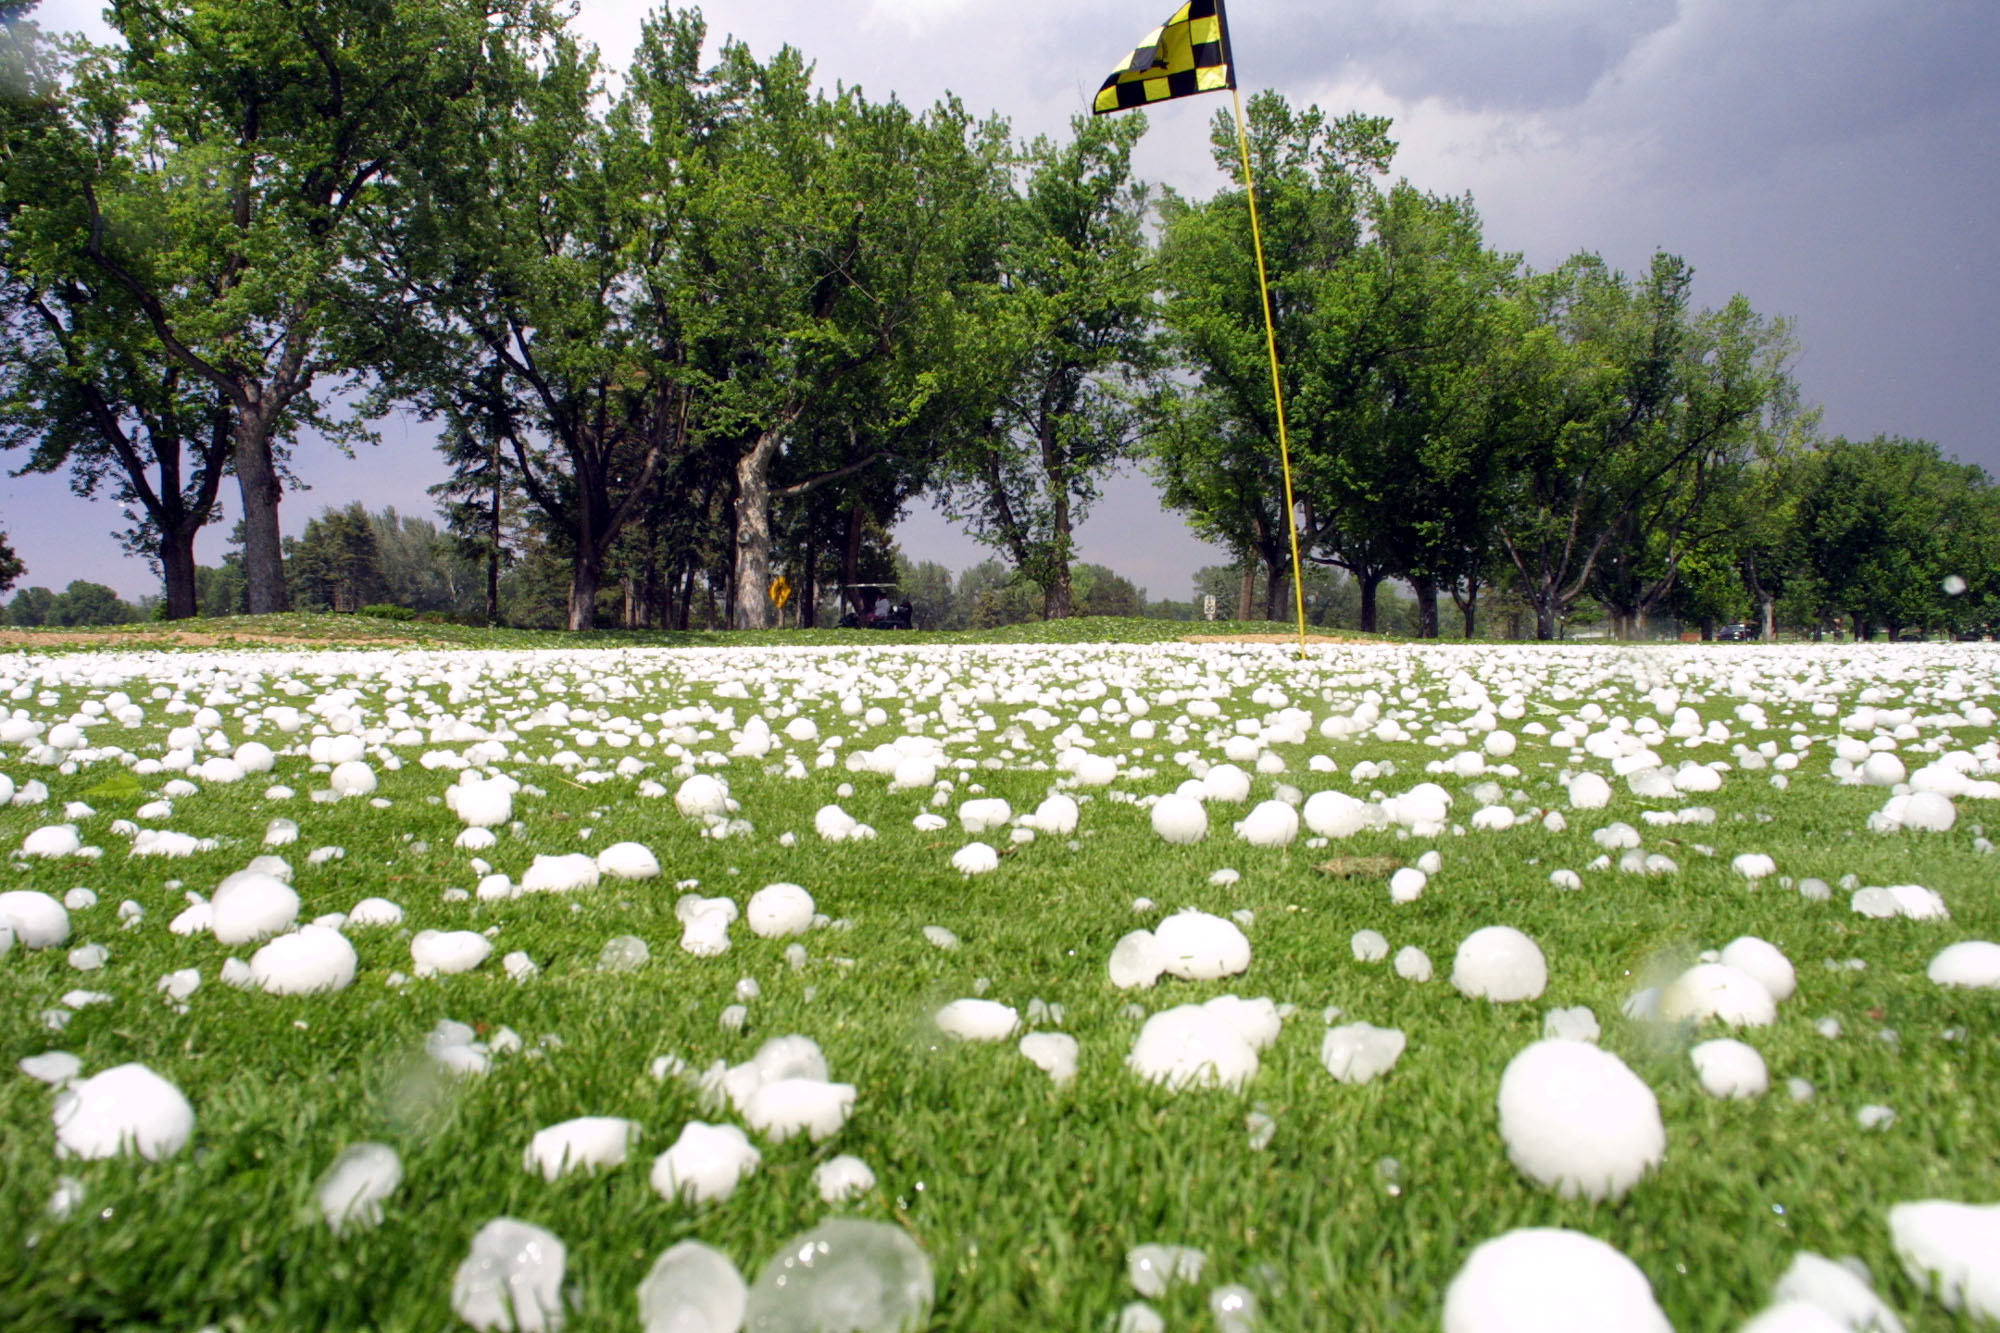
[0,528,22,595]
[937,113,1155,620]
[7,0,521,614]
[287,502,386,613]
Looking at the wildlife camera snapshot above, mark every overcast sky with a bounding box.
[8,0,1997,604]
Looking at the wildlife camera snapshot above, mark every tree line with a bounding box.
[0,2,1991,640]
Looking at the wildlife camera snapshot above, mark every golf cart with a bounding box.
[837,584,914,630]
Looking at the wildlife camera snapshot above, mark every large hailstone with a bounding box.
[595,842,659,880]
[674,775,730,818]
[452,1218,567,1333]
[934,999,1020,1042]
[1109,930,1169,989]
[1128,1003,1260,1092]
[1927,940,2000,988]
[1720,936,1797,1002]
[1497,1040,1665,1202]
[1153,910,1251,981]
[20,823,82,857]
[1690,1039,1769,1099]
[210,873,300,946]
[1150,794,1208,844]
[637,1240,747,1333]
[317,1142,404,1234]
[1769,1251,1907,1333]
[1302,790,1374,838]
[249,925,359,995]
[744,1078,857,1144]
[328,761,377,798]
[451,779,513,828]
[1566,773,1613,810]
[412,930,493,977]
[519,853,599,894]
[1661,963,1776,1027]
[1441,1228,1671,1333]
[743,1219,933,1333]
[1888,1200,2000,1319]
[1321,1023,1407,1084]
[747,883,814,937]
[651,1122,762,1204]
[54,1063,195,1161]
[1452,927,1547,1002]
[1234,800,1298,847]
[0,889,71,948]
[523,1116,641,1181]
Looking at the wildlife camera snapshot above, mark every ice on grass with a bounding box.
[1720,937,1797,1002]
[21,1050,83,1084]
[1128,1002,1260,1092]
[1127,1244,1206,1297]
[1026,794,1080,834]
[951,842,1000,875]
[1850,885,1949,921]
[413,929,494,977]
[452,1218,566,1332]
[20,823,81,857]
[1769,1252,1906,1333]
[347,897,405,927]
[329,760,377,797]
[638,1240,747,1333]
[596,841,660,879]
[678,896,737,957]
[1395,946,1433,982]
[934,998,1020,1041]
[1302,790,1374,838]
[675,775,730,818]
[1452,926,1547,1002]
[814,1154,879,1203]
[1662,963,1777,1027]
[318,1142,403,1234]
[598,935,651,972]
[1321,1022,1407,1084]
[1442,1228,1671,1333]
[1110,929,1168,989]
[1498,1040,1664,1202]
[743,1219,933,1333]
[210,872,299,945]
[1888,1200,2000,1320]
[1153,910,1250,980]
[450,779,513,828]
[520,854,600,894]
[0,890,70,948]
[1234,799,1298,847]
[652,1122,761,1205]
[54,1062,194,1161]
[1690,1039,1769,1099]
[1351,929,1389,962]
[957,797,1012,833]
[1019,1032,1079,1086]
[1927,940,2000,988]
[524,1116,641,1181]
[250,925,359,995]
[744,1078,856,1143]
[747,883,815,937]
[1566,773,1613,810]
[1542,1007,1600,1044]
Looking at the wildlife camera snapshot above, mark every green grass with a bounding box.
[0,637,1996,1331]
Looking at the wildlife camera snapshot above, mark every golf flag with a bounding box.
[1093,0,1235,115]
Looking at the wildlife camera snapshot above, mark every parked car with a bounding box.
[1715,622,1757,641]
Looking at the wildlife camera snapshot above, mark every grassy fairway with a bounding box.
[0,629,1995,1331]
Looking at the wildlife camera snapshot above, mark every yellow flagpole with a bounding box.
[1227,86,1311,658]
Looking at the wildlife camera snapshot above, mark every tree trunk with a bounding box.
[676,563,695,631]
[160,525,200,620]
[1043,563,1073,620]
[1536,597,1559,641]
[232,411,288,614]
[1236,562,1255,621]
[1412,574,1439,639]
[485,472,502,624]
[1758,592,1776,642]
[801,543,818,629]
[1458,585,1478,639]
[566,541,603,632]
[731,428,785,630]
[1359,574,1382,634]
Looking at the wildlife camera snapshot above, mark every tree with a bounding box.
[4,584,54,625]
[8,0,524,614]
[1153,95,1398,626]
[1488,254,1792,639]
[1,16,236,618]
[46,578,137,627]
[938,113,1156,619]
[288,503,386,613]
[0,529,21,595]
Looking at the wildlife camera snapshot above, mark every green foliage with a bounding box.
[358,604,416,621]
[287,503,387,614]
[0,530,22,595]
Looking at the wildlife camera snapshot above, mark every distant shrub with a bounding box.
[358,604,416,621]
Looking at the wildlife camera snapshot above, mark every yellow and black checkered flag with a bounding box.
[1093,0,1235,115]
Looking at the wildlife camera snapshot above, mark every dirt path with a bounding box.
[1179,633,1377,645]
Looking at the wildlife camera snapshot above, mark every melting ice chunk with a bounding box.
[743,1219,933,1332]
[452,1218,567,1332]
